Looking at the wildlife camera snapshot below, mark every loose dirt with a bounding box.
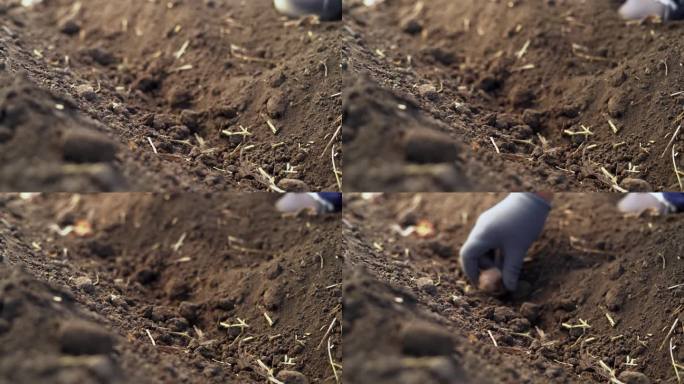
[0,193,342,383]
[344,193,684,383]
[1,0,341,192]
[343,0,684,191]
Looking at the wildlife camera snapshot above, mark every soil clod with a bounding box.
[401,322,455,357]
[276,370,309,384]
[520,302,542,322]
[404,130,459,164]
[62,129,117,164]
[59,321,114,356]
[416,277,436,295]
[618,371,651,384]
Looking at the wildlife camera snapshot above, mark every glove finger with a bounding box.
[459,238,493,285]
[479,253,496,270]
[501,248,526,292]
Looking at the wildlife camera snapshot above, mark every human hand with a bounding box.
[617,193,671,214]
[459,193,550,292]
[619,0,667,20]
[276,193,342,214]
[274,0,342,21]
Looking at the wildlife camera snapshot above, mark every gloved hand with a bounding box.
[459,193,551,292]
[276,193,342,214]
[617,193,670,214]
[274,0,342,21]
[619,0,666,20]
[619,0,684,21]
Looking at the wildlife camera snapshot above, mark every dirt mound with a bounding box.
[0,73,132,191]
[1,193,342,383]
[0,264,136,384]
[343,0,684,191]
[344,193,684,383]
[3,0,341,191]
[344,76,490,191]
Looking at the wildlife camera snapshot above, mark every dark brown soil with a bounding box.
[343,0,684,191]
[344,193,684,383]
[0,193,342,383]
[1,0,341,192]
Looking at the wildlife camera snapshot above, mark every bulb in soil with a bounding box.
[478,268,503,294]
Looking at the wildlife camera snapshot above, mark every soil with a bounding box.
[343,0,684,192]
[344,193,684,383]
[0,193,342,383]
[1,0,341,192]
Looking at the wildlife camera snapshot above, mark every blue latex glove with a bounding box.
[459,193,550,292]
[274,0,342,21]
[619,0,684,20]
[276,193,342,213]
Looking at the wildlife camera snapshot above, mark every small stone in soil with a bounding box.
[202,366,221,378]
[75,84,97,101]
[266,91,288,118]
[553,298,576,311]
[276,370,309,384]
[165,279,191,300]
[169,125,191,140]
[508,318,531,333]
[58,18,81,35]
[520,302,541,322]
[417,84,438,100]
[401,321,455,356]
[179,110,201,132]
[168,88,193,109]
[400,16,423,34]
[270,71,287,88]
[492,306,516,323]
[424,47,458,66]
[423,356,464,382]
[263,285,285,310]
[59,321,114,355]
[149,306,175,322]
[74,276,94,293]
[509,86,535,108]
[277,178,309,192]
[135,268,160,285]
[522,109,543,131]
[416,277,436,295]
[403,129,460,164]
[621,178,652,192]
[167,317,189,332]
[607,262,624,280]
[617,371,651,384]
[83,47,119,66]
[214,297,235,311]
[62,129,117,164]
[87,240,115,258]
[605,286,625,311]
[179,301,201,323]
[607,91,628,118]
[265,262,283,279]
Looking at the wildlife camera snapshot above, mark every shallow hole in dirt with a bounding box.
[0,193,343,383]
[344,193,684,383]
[344,0,684,191]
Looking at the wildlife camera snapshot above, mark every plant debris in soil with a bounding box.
[343,0,684,192]
[0,0,341,192]
[343,193,684,383]
[0,193,342,383]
